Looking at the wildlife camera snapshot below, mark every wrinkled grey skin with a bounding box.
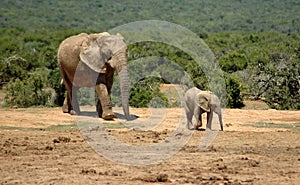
[184,87,223,131]
[57,32,130,120]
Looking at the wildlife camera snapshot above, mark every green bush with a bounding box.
[47,68,66,106]
[250,52,300,110]
[219,51,248,73]
[0,55,30,86]
[1,27,299,110]
[5,68,54,107]
[129,77,169,108]
[225,76,245,108]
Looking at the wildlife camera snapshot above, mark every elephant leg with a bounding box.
[195,117,202,130]
[62,95,77,115]
[187,120,193,130]
[62,82,77,115]
[184,103,193,130]
[186,113,193,130]
[71,88,80,115]
[60,68,79,115]
[65,89,78,115]
[206,111,213,130]
[96,99,103,118]
[95,84,115,120]
[194,107,202,130]
[62,97,69,113]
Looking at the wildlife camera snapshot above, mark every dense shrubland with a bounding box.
[1,1,299,109]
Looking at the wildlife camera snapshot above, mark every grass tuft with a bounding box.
[243,122,300,131]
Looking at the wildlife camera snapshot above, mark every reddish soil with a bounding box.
[0,105,299,184]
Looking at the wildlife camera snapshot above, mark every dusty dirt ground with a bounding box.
[0,104,300,185]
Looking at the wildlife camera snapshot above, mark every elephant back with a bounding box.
[57,33,89,67]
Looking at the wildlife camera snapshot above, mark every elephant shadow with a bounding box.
[78,111,139,121]
[189,127,206,131]
[78,111,98,118]
[114,112,139,121]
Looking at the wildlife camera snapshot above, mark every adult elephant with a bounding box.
[57,32,130,120]
[184,87,223,131]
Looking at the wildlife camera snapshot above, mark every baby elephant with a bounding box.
[184,87,223,131]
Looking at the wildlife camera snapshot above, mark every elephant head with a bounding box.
[79,33,130,120]
[196,91,211,112]
[196,91,223,131]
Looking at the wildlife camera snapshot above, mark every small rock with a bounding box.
[248,159,259,167]
[45,145,53,150]
[157,174,168,182]
[81,169,97,175]
[53,139,60,143]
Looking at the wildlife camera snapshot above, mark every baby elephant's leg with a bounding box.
[194,108,203,130]
[186,110,194,130]
[184,102,194,129]
[195,116,202,130]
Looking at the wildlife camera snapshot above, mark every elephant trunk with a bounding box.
[115,53,130,120]
[218,111,223,131]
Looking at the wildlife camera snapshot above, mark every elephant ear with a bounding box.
[98,33,127,57]
[196,91,212,112]
[79,32,110,73]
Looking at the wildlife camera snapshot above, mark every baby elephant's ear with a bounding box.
[196,91,212,112]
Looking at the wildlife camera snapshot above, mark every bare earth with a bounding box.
[0,105,299,185]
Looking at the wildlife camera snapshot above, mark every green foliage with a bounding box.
[249,52,300,110]
[225,76,245,108]
[1,0,300,33]
[0,55,29,86]
[47,68,65,106]
[130,77,169,108]
[0,29,80,107]
[5,68,54,107]
[1,1,300,109]
[206,32,300,110]
[1,29,299,109]
[127,42,208,89]
[219,51,248,73]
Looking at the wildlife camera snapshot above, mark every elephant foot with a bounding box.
[62,109,69,113]
[62,108,77,115]
[187,123,194,130]
[70,110,77,115]
[102,111,115,120]
[195,121,202,130]
[62,106,69,113]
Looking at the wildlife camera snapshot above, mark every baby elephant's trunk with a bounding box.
[218,112,223,131]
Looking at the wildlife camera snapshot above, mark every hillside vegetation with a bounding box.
[2,0,300,33]
[0,0,299,110]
